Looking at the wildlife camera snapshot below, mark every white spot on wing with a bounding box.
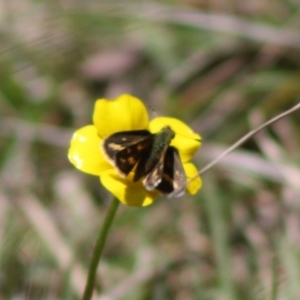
[143,177,162,191]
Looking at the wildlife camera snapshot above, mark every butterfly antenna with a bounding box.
[175,131,202,142]
[148,104,159,118]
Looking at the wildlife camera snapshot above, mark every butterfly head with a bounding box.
[160,126,175,138]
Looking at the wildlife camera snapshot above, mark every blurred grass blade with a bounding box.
[202,173,237,300]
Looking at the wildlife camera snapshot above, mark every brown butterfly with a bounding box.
[102,126,186,196]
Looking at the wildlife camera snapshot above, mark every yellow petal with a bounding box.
[68,125,112,175]
[100,170,158,206]
[93,94,149,138]
[149,117,201,162]
[183,163,202,195]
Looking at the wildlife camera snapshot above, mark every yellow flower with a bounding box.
[68,94,202,206]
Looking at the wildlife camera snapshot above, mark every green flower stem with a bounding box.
[82,198,120,300]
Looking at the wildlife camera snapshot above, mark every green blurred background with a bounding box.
[1,0,300,299]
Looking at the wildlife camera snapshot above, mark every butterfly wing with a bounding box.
[102,130,153,176]
[154,146,186,196]
[142,147,167,190]
[133,127,175,183]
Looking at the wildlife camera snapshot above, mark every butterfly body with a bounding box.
[102,126,186,195]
